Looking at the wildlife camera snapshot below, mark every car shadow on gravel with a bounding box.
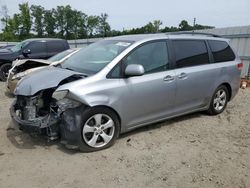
[6,122,58,149]
[119,112,204,139]
[6,112,205,153]
[4,91,15,98]
[6,121,79,154]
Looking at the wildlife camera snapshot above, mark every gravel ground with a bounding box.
[0,81,249,188]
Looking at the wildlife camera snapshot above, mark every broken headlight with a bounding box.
[52,90,81,112]
[52,90,68,100]
[12,72,27,80]
[56,98,81,112]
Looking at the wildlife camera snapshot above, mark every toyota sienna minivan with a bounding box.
[10,33,242,152]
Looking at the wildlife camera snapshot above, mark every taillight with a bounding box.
[237,61,243,70]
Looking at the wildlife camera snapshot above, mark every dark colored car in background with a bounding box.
[0,45,15,50]
[0,38,70,81]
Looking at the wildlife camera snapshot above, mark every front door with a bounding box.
[120,40,177,128]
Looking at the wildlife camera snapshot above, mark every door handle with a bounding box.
[178,72,188,79]
[163,75,174,82]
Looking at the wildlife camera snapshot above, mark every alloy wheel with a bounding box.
[213,89,227,111]
[82,114,115,148]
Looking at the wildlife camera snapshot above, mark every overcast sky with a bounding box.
[1,0,249,30]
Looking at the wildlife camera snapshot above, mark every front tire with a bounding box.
[207,85,229,115]
[79,107,120,152]
[0,63,12,81]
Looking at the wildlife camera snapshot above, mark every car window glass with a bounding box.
[10,41,29,52]
[109,64,121,78]
[47,41,66,52]
[27,41,46,53]
[124,41,169,74]
[173,40,209,68]
[208,40,235,63]
[61,40,133,75]
[48,49,75,62]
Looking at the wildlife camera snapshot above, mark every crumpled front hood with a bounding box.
[15,66,84,96]
[13,59,51,67]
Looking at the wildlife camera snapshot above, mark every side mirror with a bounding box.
[22,49,31,56]
[125,64,145,77]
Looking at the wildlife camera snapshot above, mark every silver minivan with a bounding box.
[10,33,242,152]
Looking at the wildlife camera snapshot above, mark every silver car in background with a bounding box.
[6,49,80,94]
[10,33,242,152]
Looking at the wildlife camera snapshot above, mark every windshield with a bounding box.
[49,49,76,62]
[61,40,133,74]
[10,40,29,52]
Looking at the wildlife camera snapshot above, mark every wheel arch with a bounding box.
[90,105,122,133]
[219,82,232,101]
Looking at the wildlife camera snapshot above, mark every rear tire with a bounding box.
[207,85,229,115]
[0,63,12,81]
[78,107,120,152]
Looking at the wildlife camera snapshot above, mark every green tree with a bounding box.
[98,13,111,37]
[19,3,32,38]
[74,11,88,39]
[179,20,192,31]
[31,5,44,37]
[64,5,75,39]
[44,9,56,37]
[55,6,66,38]
[86,15,100,37]
[152,20,162,32]
[0,5,9,30]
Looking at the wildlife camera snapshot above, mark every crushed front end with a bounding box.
[9,66,88,148]
[10,89,61,140]
[10,87,84,146]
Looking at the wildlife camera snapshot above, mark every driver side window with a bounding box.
[123,41,169,74]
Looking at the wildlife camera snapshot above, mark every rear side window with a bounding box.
[208,40,235,63]
[26,41,46,53]
[47,41,66,53]
[173,40,209,68]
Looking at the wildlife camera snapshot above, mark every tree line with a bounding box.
[0,3,214,42]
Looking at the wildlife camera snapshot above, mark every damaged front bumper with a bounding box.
[10,100,59,138]
[10,96,86,149]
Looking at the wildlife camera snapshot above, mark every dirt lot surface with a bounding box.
[0,82,249,188]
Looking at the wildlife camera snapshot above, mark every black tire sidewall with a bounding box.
[0,63,11,81]
[78,107,120,152]
[209,85,229,115]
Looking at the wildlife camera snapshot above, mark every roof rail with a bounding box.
[167,31,221,38]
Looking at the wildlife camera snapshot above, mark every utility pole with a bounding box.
[193,17,196,31]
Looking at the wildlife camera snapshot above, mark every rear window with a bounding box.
[208,40,235,63]
[173,40,209,68]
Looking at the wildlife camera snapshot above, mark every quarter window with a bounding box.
[124,41,169,74]
[208,40,235,63]
[173,40,209,68]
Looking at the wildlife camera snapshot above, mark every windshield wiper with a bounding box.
[54,63,62,68]
[54,64,89,77]
[64,67,75,71]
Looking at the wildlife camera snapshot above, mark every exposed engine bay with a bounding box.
[12,88,60,139]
